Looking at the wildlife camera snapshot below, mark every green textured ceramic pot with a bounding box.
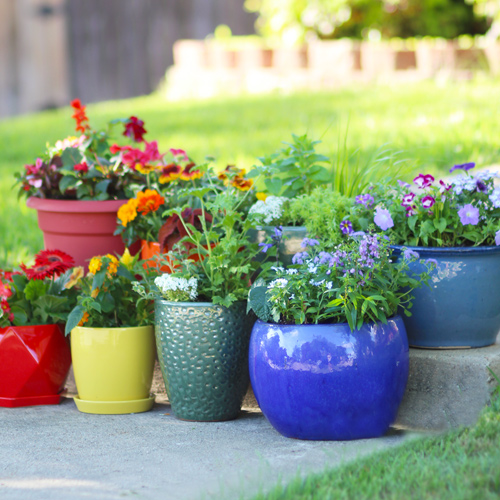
[154,300,255,421]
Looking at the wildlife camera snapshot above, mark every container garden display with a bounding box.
[15,99,173,268]
[0,249,79,407]
[352,162,500,348]
[248,234,432,440]
[65,252,155,414]
[134,171,263,421]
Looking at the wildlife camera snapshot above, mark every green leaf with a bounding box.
[60,147,83,169]
[264,177,283,196]
[24,279,48,302]
[434,218,447,234]
[11,306,28,326]
[33,295,68,323]
[95,179,111,195]
[65,306,85,335]
[248,284,271,322]
[59,175,78,194]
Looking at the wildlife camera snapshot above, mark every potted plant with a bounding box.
[65,251,155,414]
[352,162,500,348]
[134,171,266,422]
[0,249,79,407]
[15,99,170,268]
[247,234,433,440]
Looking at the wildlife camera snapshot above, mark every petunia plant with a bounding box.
[0,250,81,327]
[65,251,154,333]
[346,163,500,247]
[248,234,434,330]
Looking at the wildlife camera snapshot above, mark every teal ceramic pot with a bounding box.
[392,245,500,348]
[154,300,255,421]
[248,225,307,267]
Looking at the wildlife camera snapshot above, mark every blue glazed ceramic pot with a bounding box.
[249,317,409,440]
[392,245,500,348]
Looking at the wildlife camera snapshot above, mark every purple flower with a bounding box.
[374,207,394,231]
[292,251,309,265]
[405,205,416,217]
[259,242,274,253]
[439,180,452,193]
[449,162,475,173]
[422,195,436,209]
[355,194,375,207]
[273,226,283,239]
[426,258,438,268]
[402,247,420,260]
[401,193,415,207]
[340,220,353,235]
[476,180,488,193]
[301,237,320,248]
[398,180,411,189]
[458,204,479,226]
[413,174,435,189]
[496,230,500,246]
[350,231,366,240]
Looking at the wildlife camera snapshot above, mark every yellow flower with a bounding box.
[91,287,100,298]
[105,254,119,276]
[88,257,102,275]
[77,311,89,327]
[136,163,158,175]
[256,192,268,201]
[117,198,139,227]
[64,266,84,289]
[120,248,134,269]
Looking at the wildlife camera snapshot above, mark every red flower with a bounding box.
[71,99,89,134]
[123,116,147,142]
[180,163,202,181]
[112,141,163,171]
[34,249,75,275]
[1,299,13,323]
[74,162,89,173]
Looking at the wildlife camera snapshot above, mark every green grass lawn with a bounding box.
[1,80,500,267]
[248,391,500,500]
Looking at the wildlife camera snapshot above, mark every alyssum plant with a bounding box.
[248,233,434,330]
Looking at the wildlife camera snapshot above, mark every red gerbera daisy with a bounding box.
[20,262,58,281]
[34,249,75,275]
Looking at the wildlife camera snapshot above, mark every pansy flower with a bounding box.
[413,174,435,189]
[422,195,435,208]
[180,163,203,181]
[159,163,182,184]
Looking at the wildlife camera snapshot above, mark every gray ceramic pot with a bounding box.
[248,225,307,267]
[154,300,255,421]
[392,245,500,348]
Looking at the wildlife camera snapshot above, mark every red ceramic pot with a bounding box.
[0,324,71,407]
[27,197,127,269]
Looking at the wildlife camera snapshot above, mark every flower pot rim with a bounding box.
[390,244,500,255]
[155,298,246,308]
[0,323,62,333]
[254,315,402,329]
[26,197,127,213]
[71,325,153,334]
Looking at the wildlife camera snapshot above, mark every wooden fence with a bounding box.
[0,0,255,118]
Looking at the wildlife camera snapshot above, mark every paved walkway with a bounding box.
[0,398,422,500]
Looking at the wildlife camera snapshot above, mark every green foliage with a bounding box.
[65,254,153,334]
[0,269,79,327]
[247,133,330,198]
[246,0,490,42]
[248,234,433,328]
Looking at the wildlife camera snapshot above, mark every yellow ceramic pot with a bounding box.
[71,325,155,414]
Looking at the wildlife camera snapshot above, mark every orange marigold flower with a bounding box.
[117,199,139,227]
[78,311,90,327]
[231,176,253,191]
[136,189,165,215]
[88,257,102,275]
[180,163,203,181]
[159,163,182,184]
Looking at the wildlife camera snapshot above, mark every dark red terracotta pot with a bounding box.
[0,324,71,407]
[27,198,127,269]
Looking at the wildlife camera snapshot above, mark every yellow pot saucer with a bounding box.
[73,395,155,415]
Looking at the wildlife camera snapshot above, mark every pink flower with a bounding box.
[422,195,435,208]
[439,180,452,193]
[401,193,415,207]
[25,158,44,176]
[414,174,435,189]
[170,148,189,161]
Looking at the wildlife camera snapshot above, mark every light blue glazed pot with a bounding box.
[392,245,500,348]
[249,316,409,441]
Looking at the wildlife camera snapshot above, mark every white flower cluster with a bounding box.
[154,274,198,301]
[490,187,500,208]
[268,278,288,290]
[249,196,287,224]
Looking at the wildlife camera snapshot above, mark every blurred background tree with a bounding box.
[245,0,492,44]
